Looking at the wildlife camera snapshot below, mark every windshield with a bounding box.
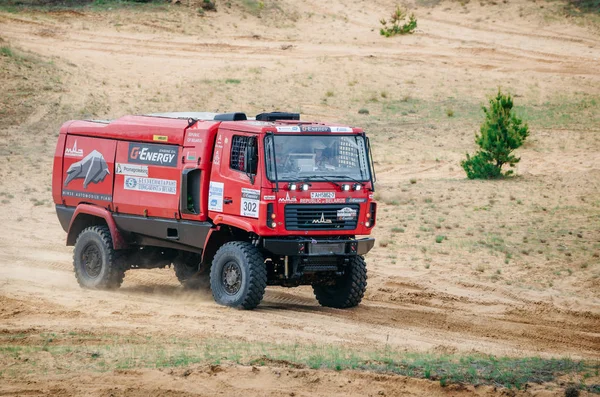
[265,134,371,182]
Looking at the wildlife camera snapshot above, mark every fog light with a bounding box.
[301,183,310,191]
[353,184,361,191]
[365,221,371,227]
[342,184,351,192]
[289,183,297,191]
[271,213,276,219]
[271,222,277,228]
[366,212,371,219]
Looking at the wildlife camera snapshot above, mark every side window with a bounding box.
[230,135,256,172]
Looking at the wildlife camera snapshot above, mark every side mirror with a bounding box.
[244,139,258,175]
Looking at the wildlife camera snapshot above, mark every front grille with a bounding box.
[285,204,359,231]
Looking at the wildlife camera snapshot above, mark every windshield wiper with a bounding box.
[326,175,364,184]
[301,175,339,185]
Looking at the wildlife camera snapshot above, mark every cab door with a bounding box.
[208,129,261,221]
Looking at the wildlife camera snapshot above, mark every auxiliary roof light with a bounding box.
[301,183,310,191]
[353,183,362,191]
[342,184,351,192]
[288,183,298,191]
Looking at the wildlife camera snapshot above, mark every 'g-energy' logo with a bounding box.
[128,143,178,167]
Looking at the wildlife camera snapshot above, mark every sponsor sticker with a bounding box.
[186,151,197,161]
[337,207,357,221]
[124,176,176,195]
[241,188,260,218]
[116,163,148,177]
[301,126,330,133]
[62,190,112,202]
[346,197,366,203]
[263,195,276,201]
[153,135,168,142]
[64,140,84,158]
[310,192,335,199]
[128,143,178,167]
[275,126,300,133]
[213,150,221,166]
[330,126,354,133]
[208,181,224,212]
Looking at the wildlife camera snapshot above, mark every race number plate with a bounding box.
[241,188,260,218]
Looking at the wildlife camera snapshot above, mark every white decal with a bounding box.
[275,126,300,133]
[208,181,224,212]
[124,176,176,195]
[116,163,148,177]
[330,126,354,133]
[241,188,260,218]
[65,140,84,158]
[213,150,221,166]
[278,191,298,203]
[263,195,275,201]
[311,192,335,199]
[337,207,357,220]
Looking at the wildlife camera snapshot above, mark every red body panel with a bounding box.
[61,135,116,209]
[66,116,189,146]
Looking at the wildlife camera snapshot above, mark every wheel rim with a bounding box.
[221,261,242,295]
[82,243,102,278]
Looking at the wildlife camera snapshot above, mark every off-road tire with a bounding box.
[73,225,125,289]
[210,241,267,310]
[173,252,204,289]
[312,255,367,309]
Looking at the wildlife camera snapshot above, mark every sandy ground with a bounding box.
[0,0,599,395]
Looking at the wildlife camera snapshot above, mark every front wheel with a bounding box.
[312,255,367,308]
[210,242,267,310]
[73,225,125,289]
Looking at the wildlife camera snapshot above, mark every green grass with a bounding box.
[0,333,597,391]
[225,78,241,84]
[1,46,14,57]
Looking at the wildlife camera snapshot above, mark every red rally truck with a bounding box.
[52,111,377,309]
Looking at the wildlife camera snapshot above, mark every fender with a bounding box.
[211,213,259,235]
[200,215,258,264]
[67,204,129,250]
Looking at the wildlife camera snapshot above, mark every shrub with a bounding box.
[461,90,529,179]
[380,6,417,37]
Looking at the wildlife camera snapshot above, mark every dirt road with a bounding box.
[0,0,599,395]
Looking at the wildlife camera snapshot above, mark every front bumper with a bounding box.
[262,237,375,256]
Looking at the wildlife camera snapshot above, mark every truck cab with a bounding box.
[52,112,377,309]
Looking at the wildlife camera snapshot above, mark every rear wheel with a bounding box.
[73,225,125,289]
[210,242,267,309]
[173,252,206,289]
[312,255,367,308]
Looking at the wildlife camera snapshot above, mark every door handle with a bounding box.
[224,198,233,204]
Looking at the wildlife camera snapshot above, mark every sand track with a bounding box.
[1,0,599,395]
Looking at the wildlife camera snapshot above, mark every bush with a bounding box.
[380,6,417,37]
[461,90,529,179]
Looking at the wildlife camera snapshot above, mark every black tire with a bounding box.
[210,241,267,310]
[173,252,204,289]
[312,255,367,309]
[73,225,125,289]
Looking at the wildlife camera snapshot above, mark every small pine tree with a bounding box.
[461,90,529,179]
[379,6,417,37]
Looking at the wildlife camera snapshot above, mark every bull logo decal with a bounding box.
[64,150,110,188]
